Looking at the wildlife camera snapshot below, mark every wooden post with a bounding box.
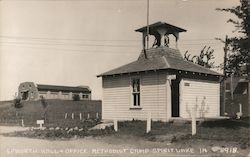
[236,103,243,119]
[191,107,196,135]
[21,119,24,127]
[114,119,118,132]
[72,113,74,119]
[222,35,228,115]
[79,113,82,120]
[239,104,242,114]
[146,112,151,133]
[146,0,149,49]
[64,113,67,119]
[230,74,234,100]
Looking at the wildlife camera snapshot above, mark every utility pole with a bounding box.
[223,36,233,100]
[143,0,149,59]
[223,35,228,77]
[222,35,228,115]
[146,0,149,49]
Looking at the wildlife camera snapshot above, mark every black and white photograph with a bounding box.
[0,0,249,156]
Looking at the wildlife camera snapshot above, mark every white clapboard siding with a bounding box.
[102,72,168,121]
[180,79,220,118]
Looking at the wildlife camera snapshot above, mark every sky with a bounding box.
[0,0,240,101]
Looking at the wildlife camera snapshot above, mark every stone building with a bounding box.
[18,82,91,101]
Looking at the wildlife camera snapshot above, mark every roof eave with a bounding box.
[135,21,187,33]
[97,68,222,78]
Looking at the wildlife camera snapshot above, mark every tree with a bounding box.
[216,0,250,76]
[184,46,215,69]
[13,93,23,108]
[13,96,23,108]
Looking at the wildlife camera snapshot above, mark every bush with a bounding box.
[13,97,22,108]
[40,96,48,108]
[72,94,80,101]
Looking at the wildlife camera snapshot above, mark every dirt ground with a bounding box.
[0,126,249,157]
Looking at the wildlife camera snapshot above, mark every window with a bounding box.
[132,78,140,107]
[82,94,89,99]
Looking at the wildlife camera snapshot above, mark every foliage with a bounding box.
[13,97,23,108]
[216,0,250,76]
[72,94,80,101]
[184,46,215,68]
[40,96,48,108]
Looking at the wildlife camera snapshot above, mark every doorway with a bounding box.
[21,91,29,100]
[171,79,180,117]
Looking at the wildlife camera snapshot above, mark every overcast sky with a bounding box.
[0,0,239,101]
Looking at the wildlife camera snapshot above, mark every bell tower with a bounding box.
[135,21,187,50]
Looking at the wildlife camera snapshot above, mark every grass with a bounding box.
[2,118,250,150]
[6,118,249,143]
[116,119,250,148]
[200,117,249,130]
[0,99,102,127]
[1,100,249,149]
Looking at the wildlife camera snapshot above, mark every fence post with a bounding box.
[21,119,24,127]
[191,107,197,135]
[114,119,118,132]
[72,113,74,119]
[146,112,151,133]
[239,103,242,114]
[236,103,243,119]
[64,113,67,119]
[79,113,82,120]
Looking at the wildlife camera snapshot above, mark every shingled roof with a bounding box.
[37,84,91,93]
[97,47,222,77]
[135,21,187,34]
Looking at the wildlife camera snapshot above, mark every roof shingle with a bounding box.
[98,47,222,77]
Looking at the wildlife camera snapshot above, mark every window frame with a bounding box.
[82,94,89,99]
[130,77,142,109]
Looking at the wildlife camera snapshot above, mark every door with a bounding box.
[171,79,180,117]
[21,91,29,100]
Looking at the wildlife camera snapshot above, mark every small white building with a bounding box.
[98,22,222,122]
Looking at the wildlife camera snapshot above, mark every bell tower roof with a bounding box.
[135,21,187,50]
[135,21,186,34]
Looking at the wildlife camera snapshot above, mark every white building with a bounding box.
[98,22,222,122]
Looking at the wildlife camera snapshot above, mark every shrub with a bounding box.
[40,96,48,108]
[13,97,22,108]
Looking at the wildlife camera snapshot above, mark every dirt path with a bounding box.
[0,126,249,157]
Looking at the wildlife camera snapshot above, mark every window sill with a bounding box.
[129,106,142,110]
